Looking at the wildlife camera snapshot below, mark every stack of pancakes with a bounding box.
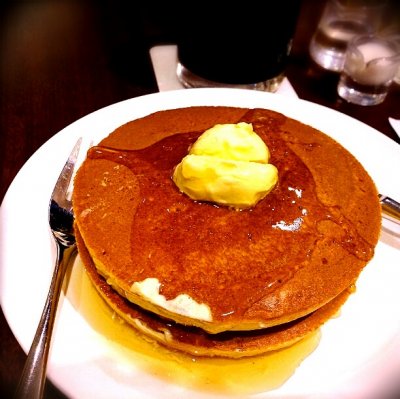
[72,106,381,358]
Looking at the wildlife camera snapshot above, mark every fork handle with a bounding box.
[380,194,400,225]
[14,244,76,399]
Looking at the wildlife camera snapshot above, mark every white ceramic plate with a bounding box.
[1,88,400,399]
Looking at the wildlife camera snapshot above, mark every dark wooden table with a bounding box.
[1,1,399,398]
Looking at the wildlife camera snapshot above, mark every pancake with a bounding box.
[72,106,381,334]
[76,226,353,358]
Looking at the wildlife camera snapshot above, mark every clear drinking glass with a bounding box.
[309,0,385,72]
[337,34,400,105]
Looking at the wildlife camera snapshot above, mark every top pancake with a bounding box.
[73,106,381,333]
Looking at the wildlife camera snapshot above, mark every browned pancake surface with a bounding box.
[73,106,381,333]
[76,226,352,358]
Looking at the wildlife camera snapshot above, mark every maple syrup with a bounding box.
[66,257,320,396]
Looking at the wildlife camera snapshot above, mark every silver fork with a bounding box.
[15,138,83,399]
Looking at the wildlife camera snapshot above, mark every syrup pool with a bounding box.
[66,256,321,396]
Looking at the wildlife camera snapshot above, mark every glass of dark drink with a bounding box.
[175,2,301,92]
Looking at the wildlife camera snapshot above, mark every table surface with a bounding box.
[1,1,399,398]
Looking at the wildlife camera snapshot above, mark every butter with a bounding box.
[173,123,278,209]
[190,122,270,163]
[131,278,212,321]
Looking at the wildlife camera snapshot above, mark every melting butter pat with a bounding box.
[173,123,278,209]
[190,122,270,163]
[131,278,212,321]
